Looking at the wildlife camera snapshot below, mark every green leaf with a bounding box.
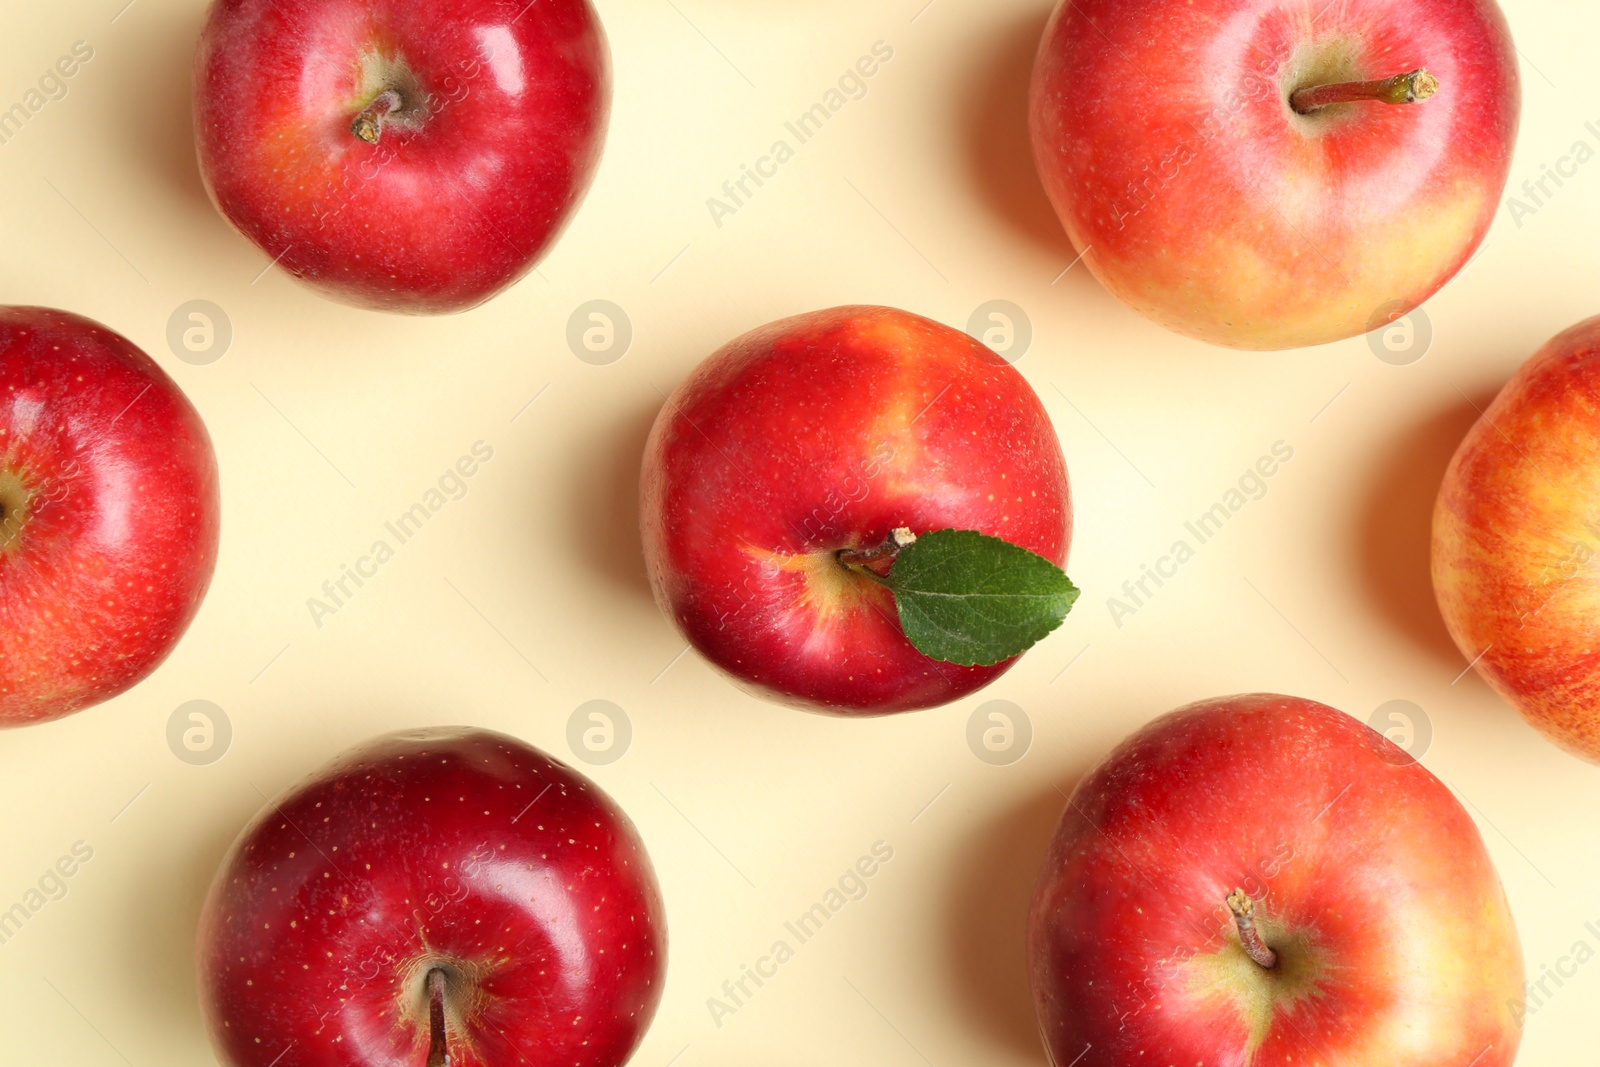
[876,529,1079,667]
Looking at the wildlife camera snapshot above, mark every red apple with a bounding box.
[1434,315,1600,761]
[1029,693,1524,1066]
[1029,0,1520,349]
[193,0,610,313]
[196,726,665,1067]
[640,306,1073,715]
[0,307,219,727]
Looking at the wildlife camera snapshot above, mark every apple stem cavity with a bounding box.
[1290,68,1439,115]
[1226,889,1278,970]
[426,967,450,1067]
[837,526,918,569]
[351,89,404,145]
[0,470,31,554]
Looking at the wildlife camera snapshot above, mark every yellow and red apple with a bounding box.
[1029,693,1524,1066]
[1434,315,1600,761]
[1030,0,1521,349]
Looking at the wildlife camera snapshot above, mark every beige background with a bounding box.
[1,0,1597,1062]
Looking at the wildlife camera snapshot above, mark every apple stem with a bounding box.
[351,89,403,144]
[1226,889,1278,970]
[1290,69,1438,114]
[837,527,917,568]
[426,967,449,1067]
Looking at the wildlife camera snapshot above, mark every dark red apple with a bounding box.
[640,305,1073,715]
[0,307,219,727]
[1029,693,1523,1066]
[1030,0,1520,349]
[196,727,665,1067]
[193,0,610,313]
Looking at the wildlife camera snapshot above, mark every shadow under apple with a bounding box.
[111,792,250,1052]
[556,394,659,603]
[1356,391,1494,666]
[960,3,1084,272]
[942,768,1090,1060]
[103,2,211,210]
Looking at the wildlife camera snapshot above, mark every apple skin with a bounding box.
[1434,316,1600,762]
[1029,0,1520,349]
[640,306,1072,715]
[1028,693,1523,1066]
[0,307,220,727]
[193,0,610,313]
[196,727,665,1067]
